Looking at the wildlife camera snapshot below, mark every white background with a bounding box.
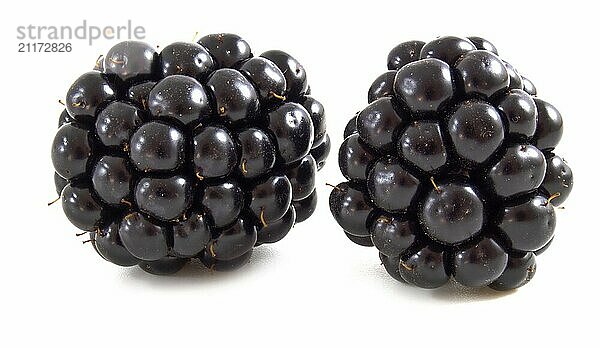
[1,0,597,346]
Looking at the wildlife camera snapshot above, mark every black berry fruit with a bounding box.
[135,176,192,221]
[357,97,405,151]
[148,75,211,125]
[51,35,329,275]
[489,252,536,291]
[139,256,189,275]
[240,57,286,101]
[52,123,93,180]
[198,33,251,69]
[267,103,314,164]
[207,69,259,123]
[256,206,296,245]
[420,36,476,64]
[419,182,483,244]
[293,190,318,223]
[96,101,143,147]
[387,40,424,70]
[237,127,276,179]
[104,41,159,82]
[118,212,169,261]
[368,71,396,103]
[343,115,358,138]
[59,109,75,127]
[311,134,331,171]
[95,220,139,267]
[330,36,573,291]
[193,126,237,179]
[65,71,117,122]
[394,58,454,113]
[159,42,215,81]
[129,121,185,172]
[92,156,132,205]
[260,50,308,99]
[61,184,103,231]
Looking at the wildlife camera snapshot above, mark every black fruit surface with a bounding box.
[368,71,396,103]
[197,33,251,68]
[489,252,536,291]
[311,134,331,171]
[330,36,572,291]
[65,71,116,122]
[159,41,215,81]
[419,36,476,65]
[240,57,286,101]
[138,256,189,275]
[293,190,317,223]
[51,36,328,274]
[267,103,314,164]
[256,206,296,245]
[387,40,425,70]
[92,156,132,205]
[236,127,276,179]
[357,97,406,151]
[118,212,169,261]
[193,126,237,179]
[135,176,191,221]
[103,41,159,82]
[419,182,483,245]
[95,101,143,147]
[52,123,93,180]
[61,184,104,231]
[148,75,211,125]
[206,68,259,123]
[95,220,139,266]
[394,58,454,113]
[260,50,308,99]
[129,121,185,172]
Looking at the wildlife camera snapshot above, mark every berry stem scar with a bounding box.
[94,55,104,68]
[400,260,414,271]
[241,159,248,174]
[268,91,286,101]
[544,192,561,206]
[259,208,268,228]
[209,242,216,257]
[377,216,391,224]
[109,57,125,65]
[326,183,343,192]
[430,177,441,193]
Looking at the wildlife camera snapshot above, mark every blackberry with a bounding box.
[51,34,329,275]
[329,36,573,291]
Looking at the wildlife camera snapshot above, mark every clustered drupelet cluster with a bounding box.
[330,36,573,290]
[52,33,330,275]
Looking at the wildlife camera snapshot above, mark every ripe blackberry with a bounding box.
[51,35,329,275]
[330,36,573,291]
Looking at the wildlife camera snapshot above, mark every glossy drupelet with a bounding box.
[51,34,329,275]
[330,36,573,291]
